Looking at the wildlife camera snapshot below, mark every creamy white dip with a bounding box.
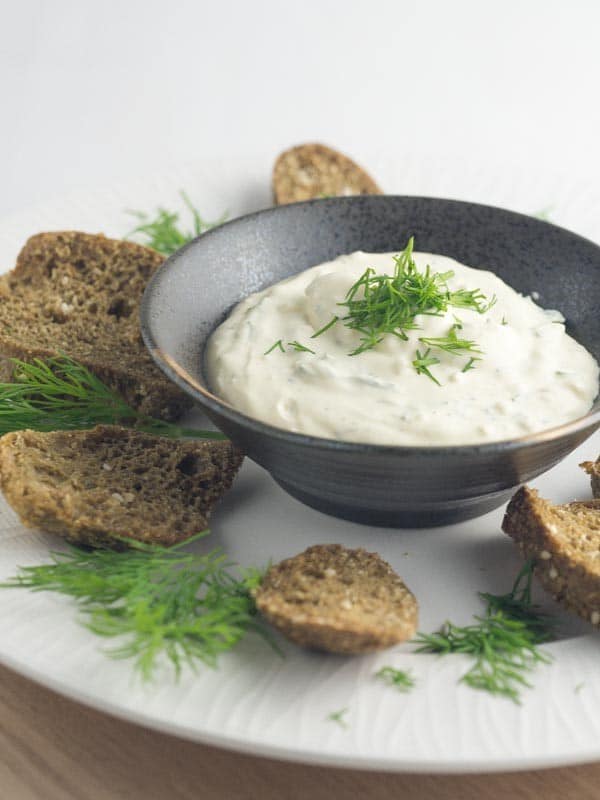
[206,251,599,445]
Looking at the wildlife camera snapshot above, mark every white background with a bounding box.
[2,0,600,218]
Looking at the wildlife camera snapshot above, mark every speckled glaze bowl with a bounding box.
[141,196,600,527]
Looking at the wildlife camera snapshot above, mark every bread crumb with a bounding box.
[102,462,112,471]
[540,550,552,560]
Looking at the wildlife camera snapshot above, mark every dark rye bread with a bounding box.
[253,544,418,654]
[581,458,600,498]
[272,143,382,205]
[502,486,600,626]
[0,231,191,421]
[0,426,243,549]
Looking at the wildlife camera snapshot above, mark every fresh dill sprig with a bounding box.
[264,339,285,355]
[311,316,339,338]
[461,357,479,373]
[419,326,482,357]
[126,191,226,255]
[412,348,441,386]
[287,340,315,354]
[0,356,226,440]
[336,238,494,356]
[479,559,556,641]
[414,560,555,703]
[1,533,273,680]
[375,666,416,692]
[326,707,349,729]
[264,340,316,355]
[415,613,551,702]
[534,206,553,222]
[448,288,496,314]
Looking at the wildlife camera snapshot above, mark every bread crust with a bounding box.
[0,426,243,549]
[254,544,418,654]
[502,486,600,625]
[272,143,382,205]
[581,458,600,499]
[0,231,191,421]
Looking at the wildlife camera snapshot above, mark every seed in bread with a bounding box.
[253,544,418,654]
[0,426,243,549]
[0,231,191,421]
[581,458,600,498]
[502,486,600,625]
[272,143,382,205]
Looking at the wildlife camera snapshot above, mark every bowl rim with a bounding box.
[141,194,600,456]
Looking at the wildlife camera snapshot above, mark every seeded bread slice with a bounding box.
[253,544,418,654]
[502,486,600,626]
[0,426,243,549]
[272,143,382,205]
[581,458,600,498]
[0,231,191,421]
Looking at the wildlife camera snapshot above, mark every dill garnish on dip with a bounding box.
[206,239,599,446]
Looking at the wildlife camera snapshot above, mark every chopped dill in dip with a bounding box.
[206,244,599,446]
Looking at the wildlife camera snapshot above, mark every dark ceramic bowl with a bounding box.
[141,196,600,527]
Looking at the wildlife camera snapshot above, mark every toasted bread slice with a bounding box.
[272,143,382,205]
[0,426,243,548]
[0,231,191,421]
[502,486,600,625]
[253,544,418,654]
[581,458,600,498]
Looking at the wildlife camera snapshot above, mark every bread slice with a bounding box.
[502,486,600,625]
[272,143,382,205]
[0,426,243,548]
[0,231,191,421]
[581,458,600,498]
[253,544,418,654]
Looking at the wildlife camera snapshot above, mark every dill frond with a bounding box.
[126,191,226,255]
[264,339,285,355]
[375,666,416,692]
[419,326,483,357]
[1,533,274,680]
[287,340,315,354]
[336,238,494,358]
[326,708,349,728]
[412,348,441,385]
[414,561,556,703]
[461,357,479,372]
[0,356,226,440]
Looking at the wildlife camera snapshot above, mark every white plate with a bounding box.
[0,154,599,774]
